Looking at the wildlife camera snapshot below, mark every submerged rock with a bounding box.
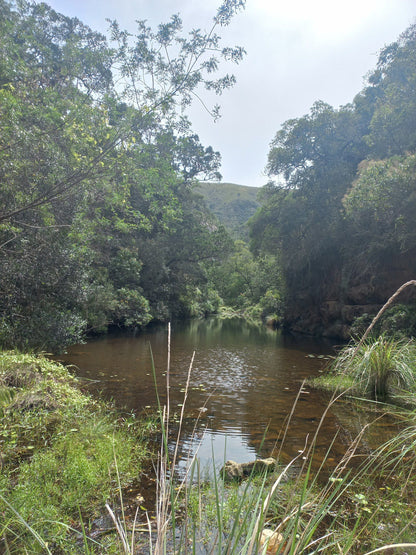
[220,457,277,481]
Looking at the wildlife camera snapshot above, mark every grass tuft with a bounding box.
[332,335,416,401]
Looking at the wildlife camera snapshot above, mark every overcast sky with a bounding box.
[45,0,415,187]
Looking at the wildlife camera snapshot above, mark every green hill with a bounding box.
[196,182,261,238]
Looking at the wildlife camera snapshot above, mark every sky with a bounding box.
[44,0,416,187]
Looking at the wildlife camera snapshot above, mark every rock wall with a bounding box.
[283,251,416,340]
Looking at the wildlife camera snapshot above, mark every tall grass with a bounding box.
[332,335,416,401]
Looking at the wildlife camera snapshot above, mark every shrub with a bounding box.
[332,335,416,400]
[351,303,416,339]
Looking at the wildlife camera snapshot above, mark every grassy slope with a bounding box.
[196,182,261,238]
[0,351,153,554]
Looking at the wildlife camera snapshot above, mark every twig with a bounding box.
[352,280,416,358]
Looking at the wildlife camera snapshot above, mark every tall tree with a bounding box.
[0,0,245,350]
[251,23,416,337]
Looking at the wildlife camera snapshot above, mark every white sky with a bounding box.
[44,0,415,187]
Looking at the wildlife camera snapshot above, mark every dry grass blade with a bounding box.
[363,544,416,554]
[246,446,307,555]
[105,503,130,554]
[352,280,416,359]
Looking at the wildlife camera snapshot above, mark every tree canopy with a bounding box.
[250,23,416,337]
[0,0,245,351]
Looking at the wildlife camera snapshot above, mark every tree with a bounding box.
[0,0,246,231]
[0,0,246,350]
[251,22,416,337]
[356,24,416,158]
[255,102,366,300]
[343,153,416,256]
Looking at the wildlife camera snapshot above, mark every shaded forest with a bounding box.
[250,23,416,338]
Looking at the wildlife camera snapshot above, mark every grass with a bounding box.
[0,350,153,554]
[312,280,416,403]
[152,410,416,554]
[312,335,416,404]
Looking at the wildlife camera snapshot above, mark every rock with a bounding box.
[259,528,284,554]
[220,457,277,482]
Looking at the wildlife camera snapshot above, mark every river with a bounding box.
[56,318,399,475]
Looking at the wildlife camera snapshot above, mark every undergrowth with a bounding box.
[0,350,153,553]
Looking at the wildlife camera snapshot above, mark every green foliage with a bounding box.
[331,336,416,401]
[250,23,416,337]
[252,101,366,312]
[112,288,152,328]
[351,303,416,339]
[0,0,245,351]
[0,231,88,351]
[343,153,416,254]
[359,24,416,157]
[210,241,284,323]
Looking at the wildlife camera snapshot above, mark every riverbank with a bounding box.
[2,345,416,554]
[0,350,155,553]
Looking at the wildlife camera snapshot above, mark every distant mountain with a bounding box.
[196,182,261,238]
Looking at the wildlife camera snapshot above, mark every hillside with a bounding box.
[196,182,261,237]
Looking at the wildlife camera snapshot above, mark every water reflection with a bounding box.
[56,318,399,473]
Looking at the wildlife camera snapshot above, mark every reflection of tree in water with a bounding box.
[57,319,404,477]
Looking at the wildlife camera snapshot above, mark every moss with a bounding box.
[308,372,357,395]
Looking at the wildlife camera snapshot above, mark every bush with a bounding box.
[112,287,152,328]
[351,303,416,339]
[0,307,86,353]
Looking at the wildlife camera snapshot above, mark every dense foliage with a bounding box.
[250,24,416,337]
[0,0,245,351]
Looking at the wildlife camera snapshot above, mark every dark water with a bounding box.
[55,318,399,474]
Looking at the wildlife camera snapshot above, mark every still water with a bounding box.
[56,318,397,474]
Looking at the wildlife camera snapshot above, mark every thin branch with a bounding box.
[352,280,416,356]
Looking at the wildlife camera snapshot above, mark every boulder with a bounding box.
[221,457,277,481]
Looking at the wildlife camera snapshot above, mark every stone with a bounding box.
[259,528,284,554]
[220,457,277,482]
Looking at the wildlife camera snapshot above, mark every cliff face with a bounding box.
[283,250,416,339]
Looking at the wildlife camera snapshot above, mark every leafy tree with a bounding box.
[108,2,245,121]
[211,240,283,322]
[343,153,416,256]
[253,102,366,306]
[251,22,416,337]
[356,24,416,157]
[0,0,246,351]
